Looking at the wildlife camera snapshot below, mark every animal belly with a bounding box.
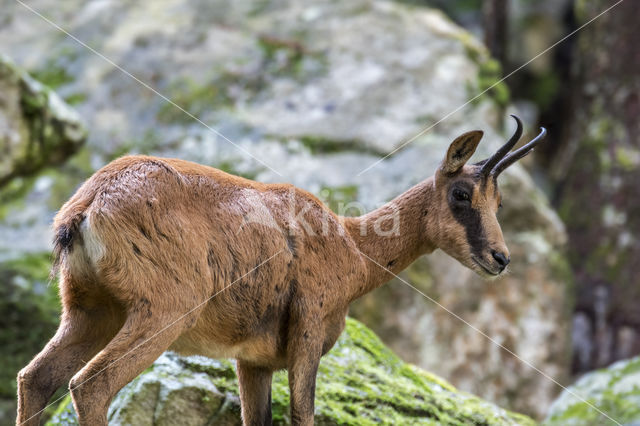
[169,338,241,359]
[169,330,281,365]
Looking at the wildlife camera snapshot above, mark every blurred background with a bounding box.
[1,0,638,424]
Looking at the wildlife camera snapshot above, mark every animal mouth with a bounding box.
[471,256,500,276]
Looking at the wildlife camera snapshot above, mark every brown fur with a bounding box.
[17,129,521,426]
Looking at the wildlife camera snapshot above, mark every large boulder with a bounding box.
[1,0,571,418]
[48,318,534,425]
[544,355,640,425]
[0,55,86,188]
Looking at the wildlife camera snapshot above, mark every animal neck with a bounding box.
[343,177,437,296]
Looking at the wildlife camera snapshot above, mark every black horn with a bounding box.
[479,114,523,177]
[491,127,547,177]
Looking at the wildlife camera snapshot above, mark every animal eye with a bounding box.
[499,202,503,209]
[453,189,470,202]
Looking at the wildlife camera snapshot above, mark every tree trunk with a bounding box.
[549,0,640,373]
[482,0,509,66]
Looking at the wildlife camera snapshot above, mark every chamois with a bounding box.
[17,115,546,426]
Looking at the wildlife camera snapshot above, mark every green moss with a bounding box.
[29,59,74,91]
[257,35,304,72]
[574,0,590,23]
[619,357,640,376]
[297,136,386,157]
[28,49,86,105]
[156,76,233,124]
[255,34,328,82]
[458,31,487,63]
[318,185,359,213]
[614,147,640,171]
[475,59,510,108]
[458,30,511,110]
[215,160,258,180]
[63,93,87,106]
[48,319,534,425]
[180,358,236,381]
[20,82,50,112]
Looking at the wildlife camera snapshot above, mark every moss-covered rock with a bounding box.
[544,356,640,425]
[48,319,534,426]
[0,55,86,189]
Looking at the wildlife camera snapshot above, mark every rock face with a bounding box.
[0,55,86,188]
[1,0,571,418]
[48,318,534,426]
[544,355,640,425]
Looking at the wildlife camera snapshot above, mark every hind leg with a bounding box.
[69,307,191,425]
[17,306,122,426]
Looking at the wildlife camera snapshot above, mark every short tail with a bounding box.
[50,211,86,280]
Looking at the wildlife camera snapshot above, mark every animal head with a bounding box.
[429,115,547,278]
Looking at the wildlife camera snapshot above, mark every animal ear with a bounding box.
[440,130,483,174]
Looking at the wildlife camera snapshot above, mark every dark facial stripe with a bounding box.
[448,183,485,258]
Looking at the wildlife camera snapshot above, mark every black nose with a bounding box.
[491,250,510,270]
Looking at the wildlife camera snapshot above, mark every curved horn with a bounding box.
[479,114,523,177]
[492,127,547,177]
